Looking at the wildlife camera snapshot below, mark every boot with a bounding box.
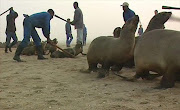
[5,46,8,53]
[13,45,24,62]
[9,45,12,52]
[36,45,47,60]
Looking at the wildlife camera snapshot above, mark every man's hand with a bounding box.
[9,7,13,11]
[47,38,52,44]
[70,21,74,25]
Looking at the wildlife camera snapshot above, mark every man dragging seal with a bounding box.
[13,9,54,62]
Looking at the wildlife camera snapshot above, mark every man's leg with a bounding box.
[13,19,31,62]
[31,29,47,60]
[5,32,11,53]
[69,33,73,46]
[84,35,87,46]
[66,33,70,47]
[77,28,83,45]
[9,32,18,52]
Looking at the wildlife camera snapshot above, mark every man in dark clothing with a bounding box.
[65,18,73,47]
[121,2,135,23]
[5,7,18,53]
[13,9,54,62]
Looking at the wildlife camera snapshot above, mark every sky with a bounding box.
[0,0,180,44]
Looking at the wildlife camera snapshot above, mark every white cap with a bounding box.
[121,2,129,7]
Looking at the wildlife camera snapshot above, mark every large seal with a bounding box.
[123,12,172,68]
[87,15,139,77]
[134,29,180,88]
[144,12,172,33]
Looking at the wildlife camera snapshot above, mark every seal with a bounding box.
[86,15,139,77]
[113,27,121,38]
[50,43,84,58]
[45,38,58,55]
[134,29,180,88]
[122,12,172,68]
[144,12,172,33]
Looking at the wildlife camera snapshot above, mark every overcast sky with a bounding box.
[0,0,180,44]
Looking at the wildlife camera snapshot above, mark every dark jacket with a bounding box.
[6,11,18,33]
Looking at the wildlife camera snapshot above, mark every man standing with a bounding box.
[5,7,18,53]
[70,2,84,47]
[13,9,54,62]
[65,18,73,47]
[121,2,135,23]
[138,24,143,36]
[154,10,158,15]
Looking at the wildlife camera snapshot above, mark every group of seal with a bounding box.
[21,38,58,56]
[86,11,178,88]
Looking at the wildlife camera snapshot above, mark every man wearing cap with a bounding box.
[121,2,135,23]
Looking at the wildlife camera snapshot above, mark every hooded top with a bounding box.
[6,11,18,33]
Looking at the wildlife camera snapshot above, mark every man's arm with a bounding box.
[42,14,51,39]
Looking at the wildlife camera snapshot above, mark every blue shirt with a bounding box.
[138,27,143,36]
[28,12,51,37]
[123,8,135,22]
[65,22,72,34]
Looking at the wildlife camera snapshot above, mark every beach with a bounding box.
[0,44,180,110]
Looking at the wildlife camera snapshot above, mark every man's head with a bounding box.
[47,9,54,19]
[154,10,158,15]
[67,18,70,23]
[73,2,79,9]
[121,2,129,11]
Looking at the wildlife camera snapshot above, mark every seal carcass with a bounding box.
[50,43,84,58]
[87,15,139,76]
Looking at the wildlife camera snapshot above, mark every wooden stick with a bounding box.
[0,8,10,16]
[48,42,75,58]
[54,14,67,22]
[162,6,180,10]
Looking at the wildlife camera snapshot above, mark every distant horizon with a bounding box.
[0,0,180,45]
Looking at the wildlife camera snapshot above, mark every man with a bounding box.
[83,24,87,46]
[138,24,143,36]
[13,9,54,62]
[154,10,158,15]
[121,2,135,23]
[70,2,84,47]
[65,18,73,47]
[5,7,18,53]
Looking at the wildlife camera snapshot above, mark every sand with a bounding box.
[0,44,180,110]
